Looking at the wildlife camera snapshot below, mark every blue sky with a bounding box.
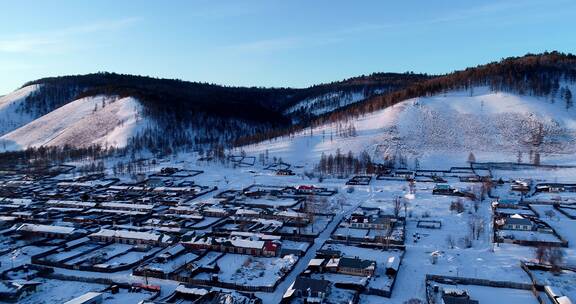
[1,0,575,94]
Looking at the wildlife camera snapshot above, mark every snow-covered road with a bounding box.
[48,184,368,304]
[257,190,369,303]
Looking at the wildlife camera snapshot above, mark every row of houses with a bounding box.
[89,228,173,246]
[181,233,280,257]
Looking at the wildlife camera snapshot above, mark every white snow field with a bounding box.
[245,87,576,168]
[0,84,41,136]
[0,95,148,151]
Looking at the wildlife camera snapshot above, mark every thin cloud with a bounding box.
[0,17,140,54]
[185,3,261,19]
[0,60,40,72]
[227,36,344,54]
[333,0,575,36]
[225,1,545,54]
[60,17,141,35]
[0,37,63,53]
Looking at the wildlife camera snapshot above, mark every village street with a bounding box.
[258,187,371,303]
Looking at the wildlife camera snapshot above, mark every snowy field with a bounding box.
[497,229,562,243]
[432,282,540,304]
[0,245,56,272]
[15,278,155,304]
[530,204,576,265]
[64,243,133,266]
[103,247,162,268]
[193,253,298,287]
[43,243,101,263]
[531,268,576,300]
[18,278,105,304]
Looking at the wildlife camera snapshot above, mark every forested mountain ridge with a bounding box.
[237,51,576,146]
[283,72,430,122]
[21,71,429,123]
[321,51,576,123]
[2,51,575,156]
[1,71,427,154]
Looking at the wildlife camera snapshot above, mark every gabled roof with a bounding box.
[338,257,375,270]
[16,223,76,235]
[263,240,278,251]
[298,185,316,190]
[90,229,166,242]
[556,296,573,304]
[293,277,330,293]
[63,292,102,304]
[317,249,341,257]
[442,294,479,304]
[308,258,324,267]
[505,216,532,226]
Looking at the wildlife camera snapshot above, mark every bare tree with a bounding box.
[482,179,493,199]
[461,236,472,248]
[403,199,409,219]
[446,235,455,249]
[393,197,402,218]
[533,152,541,166]
[467,152,476,165]
[336,194,347,211]
[409,179,416,195]
[534,244,549,264]
[304,195,317,233]
[477,218,485,240]
[468,215,485,241]
[549,248,565,273]
[533,245,564,272]
[450,199,465,213]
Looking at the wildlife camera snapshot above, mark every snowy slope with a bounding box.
[284,89,388,118]
[398,89,575,152]
[0,85,41,136]
[244,87,576,167]
[0,95,148,151]
[284,90,369,116]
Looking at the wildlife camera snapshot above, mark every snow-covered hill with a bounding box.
[0,85,41,136]
[0,95,148,151]
[284,90,377,116]
[244,87,576,167]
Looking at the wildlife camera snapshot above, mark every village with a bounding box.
[0,156,575,304]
